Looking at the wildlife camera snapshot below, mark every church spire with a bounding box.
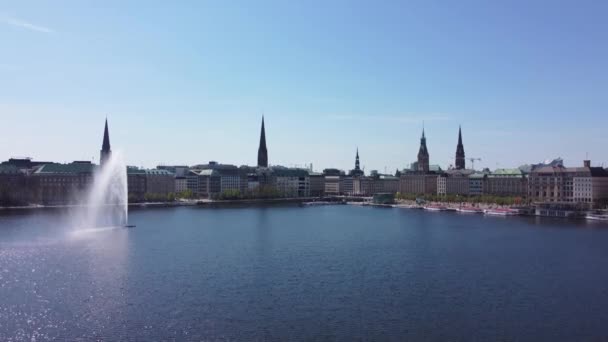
[417,125,430,172]
[257,116,268,167]
[100,118,112,166]
[355,148,360,171]
[455,125,466,169]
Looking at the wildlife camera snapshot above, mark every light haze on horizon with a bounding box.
[1,0,607,172]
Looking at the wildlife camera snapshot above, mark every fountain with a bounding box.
[78,151,129,229]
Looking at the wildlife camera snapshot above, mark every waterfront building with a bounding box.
[192,162,242,198]
[444,169,474,196]
[257,116,268,168]
[309,172,325,197]
[272,167,310,197]
[145,169,175,195]
[100,119,112,167]
[528,160,608,208]
[437,175,447,195]
[126,167,176,200]
[127,167,147,201]
[354,171,400,196]
[29,162,95,205]
[400,173,439,195]
[353,176,373,195]
[486,169,528,197]
[375,174,399,194]
[185,171,200,196]
[196,169,218,198]
[175,177,187,193]
[468,172,487,196]
[341,176,354,195]
[323,168,343,195]
[455,126,466,170]
[0,164,28,205]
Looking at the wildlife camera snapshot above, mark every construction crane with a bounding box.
[469,158,482,170]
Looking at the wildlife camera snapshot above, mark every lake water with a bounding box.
[1,205,608,341]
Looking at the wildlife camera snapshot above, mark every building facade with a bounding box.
[528,160,608,208]
[486,169,528,197]
[30,162,95,205]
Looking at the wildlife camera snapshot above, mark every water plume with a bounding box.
[74,151,128,228]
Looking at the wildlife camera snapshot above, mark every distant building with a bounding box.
[126,167,175,200]
[185,170,200,196]
[375,174,399,194]
[400,173,439,195]
[437,175,447,195]
[323,168,343,195]
[145,169,175,195]
[528,160,608,208]
[486,169,527,197]
[272,167,310,197]
[443,169,474,196]
[468,172,487,196]
[127,167,147,201]
[341,177,354,195]
[29,162,95,205]
[175,177,187,193]
[192,162,241,198]
[309,172,325,197]
[0,164,28,205]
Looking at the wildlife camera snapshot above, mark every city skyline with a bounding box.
[2,1,607,170]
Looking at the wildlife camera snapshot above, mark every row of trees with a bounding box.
[395,192,524,206]
[129,192,176,203]
[212,186,283,200]
[127,186,287,203]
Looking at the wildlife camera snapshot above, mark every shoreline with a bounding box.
[0,197,345,211]
[2,198,606,223]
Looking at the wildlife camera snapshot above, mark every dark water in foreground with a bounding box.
[1,205,608,341]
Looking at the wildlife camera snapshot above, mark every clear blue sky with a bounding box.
[1,0,607,172]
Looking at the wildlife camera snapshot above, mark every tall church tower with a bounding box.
[417,126,430,173]
[257,116,268,168]
[455,125,466,169]
[100,118,112,166]
[351,148,364,176]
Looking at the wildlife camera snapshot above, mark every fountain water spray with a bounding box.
[77,151,129,228]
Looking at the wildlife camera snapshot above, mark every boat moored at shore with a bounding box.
[484,208,519,216]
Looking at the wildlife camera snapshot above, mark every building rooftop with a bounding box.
[469,172,487,179]
[489,168,524,177]
[272,167,309,177]
[445,169,475,176]
[0,164,21,174]
[34,163,96,175]
[145,169,174,176]
[531,165,608,177]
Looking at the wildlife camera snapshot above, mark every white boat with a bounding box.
[457,207,483,214]
[586,214,608,221]
[484,209,518,216]
[424,205,448,211]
